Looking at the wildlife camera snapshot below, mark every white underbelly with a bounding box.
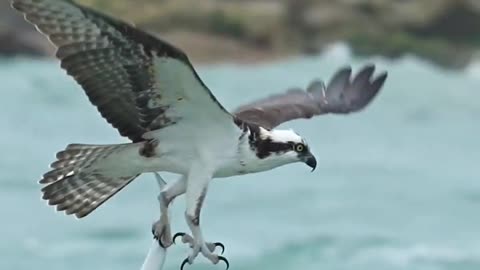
[213,157,274,178]
[141,138,240,176]
[213,163,245,178]
[141,149,250,178]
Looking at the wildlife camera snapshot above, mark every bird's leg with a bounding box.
[152,175,186,248]
[177,168,229,270]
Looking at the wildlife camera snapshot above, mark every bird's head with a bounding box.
[254,128,317,171]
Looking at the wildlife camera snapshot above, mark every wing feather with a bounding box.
[234,65,387,129]
[11,0,232,142]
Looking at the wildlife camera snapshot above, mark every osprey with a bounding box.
[12,0,387,269]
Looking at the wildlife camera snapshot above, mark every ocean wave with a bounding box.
[232,237,480,270]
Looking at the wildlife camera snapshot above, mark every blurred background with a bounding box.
[1,0,479,270]
[2,0,480,68]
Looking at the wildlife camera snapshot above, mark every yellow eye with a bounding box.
[295,144,305,152]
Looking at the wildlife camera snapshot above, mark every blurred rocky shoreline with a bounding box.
[1,0,480,69]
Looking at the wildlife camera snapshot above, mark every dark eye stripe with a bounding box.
[254,138,296,159]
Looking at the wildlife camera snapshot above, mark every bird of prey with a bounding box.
[11,0,387,269]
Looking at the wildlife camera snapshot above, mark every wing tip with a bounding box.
[354,64,388,88]
[354,67,388,110]
[10,1,28,16]
[356,64,376,79]
[372,71,388,89]
[327,66,353,89]
[10,0,41,13]
[376,71,388,81]
[355,64,388,81]
[10,0,23,9]
[338,66,353,76]
[362,63,376,71]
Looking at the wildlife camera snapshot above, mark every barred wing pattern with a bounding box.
[12,0,232,142]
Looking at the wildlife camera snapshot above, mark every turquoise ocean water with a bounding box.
[1,46,479,270]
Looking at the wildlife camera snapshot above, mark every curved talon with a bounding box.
[214,242,225,255]
[157,238,166,249]
[152,231,162,247]
[218,256,230,270]
[173,232,186,244]
[180,257,190,270]
[151,228,159,239]
[152,227,167,248]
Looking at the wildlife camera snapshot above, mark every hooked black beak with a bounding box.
[303,154,317,172]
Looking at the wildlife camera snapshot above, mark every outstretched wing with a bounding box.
[12,0,233,142]
[234,65,387,129]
